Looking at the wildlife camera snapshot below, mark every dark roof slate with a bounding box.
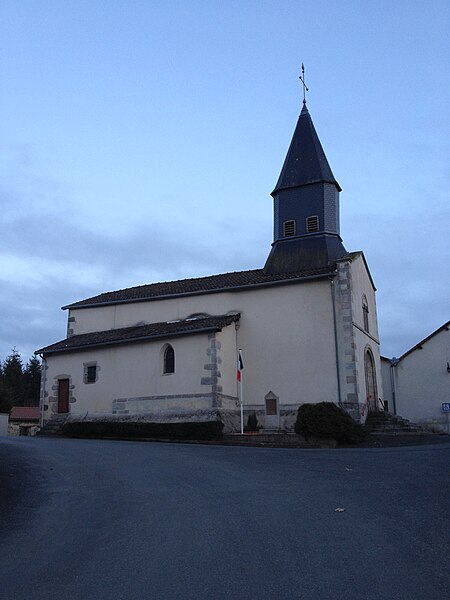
[272,103,341,195]
[63,265,335,310]
[400,320,450,361]
[36,314,240,356]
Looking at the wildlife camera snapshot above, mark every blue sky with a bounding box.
[1,0,449,362]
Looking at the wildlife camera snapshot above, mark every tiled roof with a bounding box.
[63,265,335,310]
[37,314,240,356]
[10,406,40,421]
[400,320,450,361]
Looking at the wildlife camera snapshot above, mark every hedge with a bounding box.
[61,420,224,441]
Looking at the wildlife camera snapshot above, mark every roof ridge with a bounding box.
[62,265,335,310]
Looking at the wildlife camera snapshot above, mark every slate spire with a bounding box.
[272,103,341,195]
[263,97,347,275]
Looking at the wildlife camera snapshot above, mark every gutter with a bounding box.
[38,325,225,357]
[389,357,399,415]
[329,277,342,405]
[35,353,46,428]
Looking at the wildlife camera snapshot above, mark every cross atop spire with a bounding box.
[299,63,308,105]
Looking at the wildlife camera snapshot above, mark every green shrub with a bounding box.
[294,402,365,444]
[244,412,259,432]
[61,420,223,441]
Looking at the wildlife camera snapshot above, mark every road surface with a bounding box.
[0,436,449,600]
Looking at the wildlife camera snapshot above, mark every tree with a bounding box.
[23,356,41,406]
[0,350,41,412]
[1,349,24,407]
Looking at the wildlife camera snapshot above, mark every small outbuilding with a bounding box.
[8,406,40,436]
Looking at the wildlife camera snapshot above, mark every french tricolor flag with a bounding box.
[237,349,244,382]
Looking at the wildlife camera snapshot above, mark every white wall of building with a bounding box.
[44,332,215,417]
[43,258,384,429]
[389,326,450,432]
[44,279,341,425]
[380,357,394,412]
[350,254,383,413]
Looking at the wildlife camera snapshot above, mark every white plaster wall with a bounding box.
[392,328,450,432]
[380,357,394,412]
[349,254,383,409]
[69,306,117,336]
[216,325,240,400]
[43,333,215,419]
[350,254,378,335]
[48,279,340,418]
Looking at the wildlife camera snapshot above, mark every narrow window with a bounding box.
[163,345,175,374]
[87,365,97,383]
[84,362,97,384]
[362,295,369,333]
[306,215,319,232]
[283,220,296,237]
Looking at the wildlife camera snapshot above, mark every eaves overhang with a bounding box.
[36,314,241,356]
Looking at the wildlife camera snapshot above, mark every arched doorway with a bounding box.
[365,349,378,413]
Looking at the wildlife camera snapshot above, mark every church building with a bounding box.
[36,93,383,432]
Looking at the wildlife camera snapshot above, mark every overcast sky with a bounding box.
[1,0,449,363]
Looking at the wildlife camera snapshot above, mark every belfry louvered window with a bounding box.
[283,220,296,237]
[306,215,319,232]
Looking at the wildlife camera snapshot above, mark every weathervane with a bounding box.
[299,63,309,105]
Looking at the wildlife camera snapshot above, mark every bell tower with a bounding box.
[264,77,347,275]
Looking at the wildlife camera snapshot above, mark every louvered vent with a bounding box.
[306,215,319,232]
[283,220,296,237]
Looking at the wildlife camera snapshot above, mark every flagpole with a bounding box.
[240,374,244,434]
[238,348,244,434]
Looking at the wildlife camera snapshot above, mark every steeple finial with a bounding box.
[299,63,308,105]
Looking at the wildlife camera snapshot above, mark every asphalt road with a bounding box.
[0,437,449,600]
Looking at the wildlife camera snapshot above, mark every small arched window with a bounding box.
[163,344,175,374]
[362,295,369,333]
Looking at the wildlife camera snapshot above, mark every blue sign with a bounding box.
[442,403,450,412]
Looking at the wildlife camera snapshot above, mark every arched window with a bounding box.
[362,295,369,333]
[163,344,175,374]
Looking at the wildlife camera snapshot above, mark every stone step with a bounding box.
[366,411,427,434]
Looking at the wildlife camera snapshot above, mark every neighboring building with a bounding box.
[8,406,40,436]
[381,321,450,433]
[36,95,383,432]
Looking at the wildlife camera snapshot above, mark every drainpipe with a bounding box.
[37,353,46,429]
[389,357,399,415]
[330,278,342,405]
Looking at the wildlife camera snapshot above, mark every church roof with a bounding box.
[272,103,341,195]
[63,265,335,310]
[36,314,241,355]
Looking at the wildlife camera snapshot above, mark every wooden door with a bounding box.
[365,351,378,413]
[265,393,279,429]
[58,379,70,413]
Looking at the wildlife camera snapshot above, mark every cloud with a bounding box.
[0,157,269,360]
